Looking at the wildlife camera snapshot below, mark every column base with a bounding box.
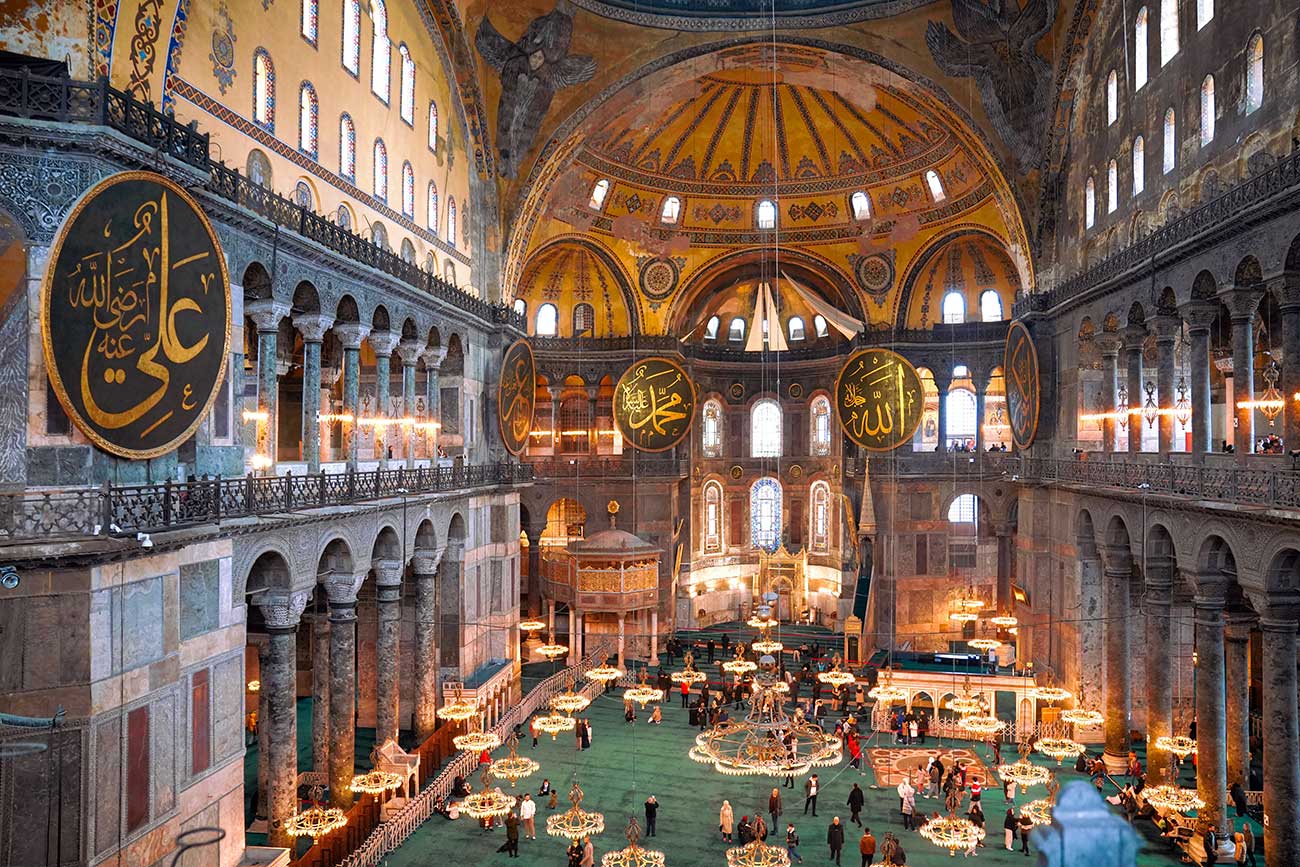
[1102,752,1129,774]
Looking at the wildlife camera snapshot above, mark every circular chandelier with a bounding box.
[285,806,347,839]
[534,714,577,739]
[989,614,1018,628]
[551,688,592,715]
[670,652,707,685]
[490,734,540,787]
[624,672,665,708]
[1020,799,1053,827]
[538,632,570,659]
[747,615,779,630]
[722,645,757,676]
[519,618,546,633]
[453,728,502,753]
[725,839,791,867]
[960,597,986,610]
[947,695,982,715]
[1034,736,1085,765]
[948,610,979,623]
[751,638,784,655]
[1029,685,1072,703]
[968,638,1001,652]
[958,714,1003,736]
[462,766,518,820]
[997,744,1050,788]
[1060,708,1104,727]
[547,782,606,841]
[1154,735,1198,760]
[1143,784,1205,813]
[918,812,985,856]
[586,662,625,684]
[868,668,907,705]
[601,818,665,867]
[816,654,856,690]
[246,680,260,693]
[437,687,478,722]
[347,770,403,796]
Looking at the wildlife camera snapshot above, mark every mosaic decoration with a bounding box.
[1004,320,1041,450]
[749,477,782,552]
[40,172,231,459]
[638,257,678,301]
[161,0,192,114]
[787,382,803,399]
[126,0,165,102]
[94,0,121,79]
[613,356,695,452]
[497,339,535,456]
[834,348,923,452]
[851,252,895,301]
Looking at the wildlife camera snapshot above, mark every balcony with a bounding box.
[527,456,686,479]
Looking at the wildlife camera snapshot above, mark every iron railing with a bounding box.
[526,456,687,478]
[1020,455,1300,509]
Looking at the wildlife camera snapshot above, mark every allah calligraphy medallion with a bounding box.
[834,348,923,451]
[41,172,231,459]
[613,356,695,452]
[1004,320,1040,450]
[497,338,536,456]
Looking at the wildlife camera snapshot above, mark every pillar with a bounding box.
[1224,613,1253,789]
[412,548,441,740]
[1259,603,1300,867]
[254,636,270,819]
[586,385,600,454]
[1122,325,1146,453]
[1077,548,1105,714]
[369,331,401,465]
[1096,333,1122,453]
[295,314,334,473]
[246,300,289,467]
[1220,286,1264,459]
[548,599,556,636]
[617,612,626,667]
[335,323,369,470]
[549,385,563,452]
[1151,314,1180,456]
[650,609,659,665]
[1277,275,1300,450]
[995,523,1013,611]
[1193,581,1232,850]
[326,571,363,808]
[934,369,953,452]
[973,369,988,453]
[423,346,447,458]
[256,592,308,849]
[1102,544,1132,769]
[1181,301,1218,461]
[311,604,330,773]
[569,606,580,658]
[526,528,543,617]
[399,339,422,467]
[1144,558,1174,781]
[373,558,403,746]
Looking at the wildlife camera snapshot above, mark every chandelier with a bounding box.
[347,770,403,796]
[538,632,570,659]
[246,680,260,693]
[1117,384,1130,432]
[534,713,577,739]
[1154,735,1198,760]
[670,651,707,685]
[948,609,979,623]
[1060,708,1103,727]
[624,672,665,708]
[1173,377,1191,427]
[462,765,518,819]
[725,839,791,867]
[1142,784,1205,813]
[551,680,592,715]
[285,786,347,839]
[816,654,856,690]
[490,734,540,787]
[1240,360,1285,425]
[1034,736,1085,765]
[1028,674,1072,704]
[918,803,985,856]
[751,637,784,655]
[722,645,757,676]
[437,687,478,722]
[586,662,625,684]
[547,782,606,840]
[989,614,1018,628]
[453,723,502,753]
[868,667,907,704]
[1020,799,1053,827]
[747,614,779,630]
[601,817,665,867]
[519,618,546,633]
[968,638,1001,652]
[958,714,1003,736]
[947,694,982,715]
[997,743,1050,788]
[1142,381,1159,428]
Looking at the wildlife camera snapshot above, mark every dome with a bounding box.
[568,526,660,557]
[517,240,635,337]
[901,232,1021,329]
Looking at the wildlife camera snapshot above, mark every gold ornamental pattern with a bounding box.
[40,172,231,459]
[498,338,536,456]
[1004,320,1040,450]
[833,348,923,451]
[613,356,695,452]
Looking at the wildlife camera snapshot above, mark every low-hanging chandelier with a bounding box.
[997,742,1050,789]
[489,734,540,787]
[670,651,708,685]
[1034,736,1086,765]
[436,686,478,722]
[462,765,518,819]
[624,672,665,708]
[551,678,592,715]
[534,713,577,739]
[816,653,856,690]
[989,613,1018,629]
[1153,735,1198,760]
[347,770,403,796]
[721,645,757,676]
[1142,784,1205,813]
[958,714,1003,736]
[453,721,502,753]
[725,839,791,867]
[547,781,606,841]
[601,817,665,867]
[919,793,986,856]
[538,631,570,659]
[519,618,546,633]
[586,660,625,684]
[284,786,347,839]
[1020,799,1053,827]
[1060,708,1104,727]
[968,637,1001,652]
[868,667,907,704]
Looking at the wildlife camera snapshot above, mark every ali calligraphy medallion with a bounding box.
[613,356,695,452]
[834,348,923,451]
[1003,320,1040,450]
[41,172,231,459]
[497,338,536,456]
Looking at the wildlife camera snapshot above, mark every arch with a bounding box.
[318,536,356,576]
[1197,534,1237,579]
[750,477,782,552]
[535,302,558,336]
[1132,136,1145,195]
[414,518,438,552]
[1075,509,1099,557]
[298,81,318,157]
[947,493,979,524]
[370,0,391,102]
[373,138,389,201]
[751,399,782,457]
[246,548,293,597]
[253,48,275,131]
[246,149,273,189]
[809,480,831,553]
[372,524,403,564]
[1200,75,1215,146]
[703,479,724,553]
[1104,514,1134,562]
[1245,33,1264,115]
[398,42,415,124]
[426,181,439,232]
[756,198,776,230]
[342,0,360,74]
[701,398,723,457]
[242,261,273,302]
[1191,269,1218,300]
[401,161,415,217]
[514,237,639,335]
[292,280,320,315]
[371,304,391,334]
[400,316,418,341]
[809,394,832,456]
[335,294,361,325]
[339,113,356,179]
[979,289,1003,322]
[1234,255,1263,288]
[1134,7,1149,89]
[704,315,720,340]
[897,228,1022,329]
[1263,547,1300,595]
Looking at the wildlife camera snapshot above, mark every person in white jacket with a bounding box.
[519,793,536,839]
[896,779,916,830]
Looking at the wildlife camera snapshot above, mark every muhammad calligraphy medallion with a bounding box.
[833,348,923,451]
[41,172,231,459]
[613,356,695,452]
[1004,320,1040,450]
[498,338,536,456]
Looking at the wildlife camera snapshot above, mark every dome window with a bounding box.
[925,170,946,202]
[756,199,776,230]
[660,196,681,225]
[704,315,720,341]
[850,191,871,221]
[589,179,610,210]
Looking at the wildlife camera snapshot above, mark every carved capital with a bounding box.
[1224,611,1255,641]
[335,322,371,350]
[398,338,424,367]
[322,569,367,605]
[1094,333,1122,357]
[412,546,444,577]
[1192,573,1231,610]
[246,299,291,333]
[1120,324,1147,352]
[1101,543,1132,575]
[1217,285,1265,322]
[372,557,404,587]
[294,313,336,344]
[421,345,449,371]
[1178,300,1219,332]
[1254,594,1300,630]
[1148,314,1181,344]
[1267,271,1300,311]
[368,329,401,358]
[257,590,310,631]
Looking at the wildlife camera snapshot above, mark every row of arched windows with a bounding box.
[702,313,830,344]
[702,478,833,555]
[529,302,595,337]
[941,290,1003,324]
[700,396,833,459]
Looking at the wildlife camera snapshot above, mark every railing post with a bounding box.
[162,480,173,528]
[347,468,356,502]
[284,470,293,511]
[213,475,222,521]
[100,481,112,533]
[320,470,327,506]
[246,473,255,517]
[374,468,381,499]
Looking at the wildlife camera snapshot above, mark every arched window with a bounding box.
[756,199,776,230]
[588,179,610,210]
[810,481,830,553]
[1085,176,1096,228]
[788,316,805,342]
[535,303,558,336]
[443,261,456,285]
[342,0,360,74]
[925,170,946,202]
[850,191,871,221]
[401,161,414,217]
[336,204,352,230]
[398,44,415,125]
[1160,0,1179,66]
[704,481,723,553]
[810,395,832,456]
[1135,8,1149,89]
[293,180,312,209]
[942,291,965,324]
[447,197,457,247]
[814,315,828,338]
[1133,136,1145,195]
[573,303,594,335]
[428,102,439,149]
[1106,70,1118,124]
[728,317,745,342]
[370,0,390,102]
[1200,75,1215,146]
[1197,0,1212,29]
[1163,108,1176,172]
[947,493,978,524]
[750,477,782,552]
[559,396,590,453]
[979,290,1003,322]
[253,49,274,131]
[302,0,318,42]
[427,182,439,231]
[513,298,526,318]
[298,82,317,156]
[751,400,782,458]
[247,149,272,188]
[945,389,977,444]
[1107,159,1119,213]
[339,113,356,179]
[660,196,681,224]
[373,139,388,201]
[1245,34,1264,114]
[702,399,722,457]
[704,315,720,341]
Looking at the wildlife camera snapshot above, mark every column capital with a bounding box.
[335,322,370,350]
[1101,542,1132,574]
[1192,576,1230,611]
[422,345,449,371]
[1217,285,1266,322]
[294,313,335,344]
[398,338,424,367]
[1252,593,1300,629]
[322,569,367,606]
[368,329,401,358]
[372,557,404,587]
[1179,299,1220,332]
[247,299,291,333]
[412,546,444,577]
[931,367,953,389]
[1120,324,1147,351]
[256,590,310,631]
[1095,332,1122,357]
[1224,611,1255,641]
[1267,270,1300,310]
[1149,313,1181,343]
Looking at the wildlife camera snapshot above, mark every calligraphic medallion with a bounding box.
[41,172,231,459]
[497,338,536,456]
[613,356,695,452]
[833,348,923,451]
[1004,320,1040,450]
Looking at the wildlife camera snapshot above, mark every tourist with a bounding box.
[786,823,803,864]
[624,700,636,723]
[738,816,754,845]
[827,817,845,865]
[917,712,928,744]
[548,789,559,810]
[503,810,520,857]
[859,827,876,867]
[519,794,536,839]
[1017,811,1033,856]
[848,730,862,770]
[899,779,916,830]
[929,760,942,799]
[529,716,539,748]
[1003,808,1016,850]
[769,787,783,830]
[583,718,593,748]
[643,795,659,837]
[991,739,1002,767]
[1003,776,1017,805]
[1230,781,1249,817]
[575,719,584,752]
[1242,822,1256,867]
[847,783,865,827]
[538,778,551,797]
[681,680,691,708]
[804,773,820,815]
[720,800,734,843]
[880,832,905,866]
[1233,826,1248,866]
[1202,824,1218,866]
[650,705,662,724]
[1126,751,1142,783]
[754,814,768,841]
[581,836,595,867]
[908,716,919,743]
[967,803,985,849]
[969,776,982,805]
[707,638,716,662]
[566,839,583,867]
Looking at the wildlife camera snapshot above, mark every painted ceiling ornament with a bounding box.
[208,1,237,95]
[850,252,895,302]
[924,0,1057,167]
[476,1,597,179]
[638,257,679,302]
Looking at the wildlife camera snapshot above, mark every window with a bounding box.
[588,179,610,210]
[702,399,722,457]
[1135,8,1149,89]
[1197,0,1212,29]
[788,316,805,341]
[728,317,745,342]
[850,191,871,221]
[953,365,969,378]
[704,315,720,341]
[302,0,318,42]
[1245,34,1264,114]
[373,139,388,201]
[427,182,439,231]
[342,0,360,74]
[947,493,978,524]
[370,0,390,102]
[1085,176,1096,228]
[399,44,415,124]
[336,204,352,230]
[814,315,828,338]
[810,395,831,456]
[339,113,355,179]
[980,290,1003,322]
[573,303,594,335]
[559,396,590,453]
[756,199,776,229]
[1200,75,1215,146]
[750,477,782,552]
[447,197,457,247]
[946,389,977,444]
[513,298,526,318]
[535,303,558,336]
[660,195,681,224]
[1160,0,1179,66]
[298,82,317,156]
[1107,160,1119,213]
[1163,108,1176,172]
[925,170,946,201]
[942,291,965,324]
[444,260,456,285]
[401,161,414,217]
[253,49,274,131]
[1133,136,1145,195]
[810,481,830,553]
[1106,70,1118,124]
[704,481,723,553]
[751,400,782,457]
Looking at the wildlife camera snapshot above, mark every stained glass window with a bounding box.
[427,181,439,232]
[810,396,831,456]
[750,477,782,552]
[298,82,317,157]
[293,181,312,209]
[401,161,414,217]
[428,101,439,149]
[399,44,415,125]
[339,114,356,179]
[447,196,457,247]
[302,0,317,43]
[253,49,275,131]
[342,0,360,74]
[336,204,352,230]
[373,138,388,202]
[1200,75,1215,146]
[704,481,722,553]
[1246,35,1264,114]
[811,481,830,552]
[751,400,782,458]
[370,0,390,102]
[702,399,722,457]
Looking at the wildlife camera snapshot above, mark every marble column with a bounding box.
[399,339,422,467]
[1096,333,1122,453]
[549,386,563,451]
[326,571,363,808]
[295,313,334,473]
[423,346,447,458]
[934,370,953,452]
[1259,603,1300,867]
[254,636,270,819]
[336,323,370,470]
[369,331,401,465]
[412,547,441,741]
[246,300,289,467]
[650,609,659,665]
[1224,613,1253,789]
[586,386,600,454]
[311,605,331,773]
[1193,582,1231,848]
[1122,325,1145,453]
[569,606,580,658]
[1077,551,1105,713]
[373,557,404,746]
[973,369,988,453]
[995,524,1013,611]
[548,599,556,635]
[256,592,309,850]
[617,613,626,666]
[1220,286,1264,459]
[1150,314,1180,456]
[1102,544,1132,768]
[526,529,542,616]
[1180,301,1218,460]
[1277,276,1300,450]
[1144,559,1174,781]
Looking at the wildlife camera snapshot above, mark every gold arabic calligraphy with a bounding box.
[614,357,695,452]
[834,349,922,451]
[1004,322,1039,448]
[497,339,535,455]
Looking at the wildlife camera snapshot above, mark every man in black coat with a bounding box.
[644,795,659,837]
[827,817,845,865]
[847,783,865,827]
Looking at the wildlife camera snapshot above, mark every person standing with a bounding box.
[804,774,820,815]
[519,794,536,840]
[504,811,520,858]
[575,719,584,752]
[1003,808,1016,850]
[827,817,845,865]
[1017,811,1034,856]
[929,760,942,799]
[529,716,539,748]
[786,823,803,864]
[754,814,768,842]
[1233,827,1247,866]
[738,816,753,845]
[644,795,658,837]
[566,840,583,867]
[900,780,916,831]
[769,787,783,832]
[847,783,865,827]
[707,638,716,662]
[848,731,862,770]
[581,836,595,867]
[719,800,734,843]
[969,777,982,806]
[1242,822,1256,867]
[681,680,690,708]
[859,827,877,867]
